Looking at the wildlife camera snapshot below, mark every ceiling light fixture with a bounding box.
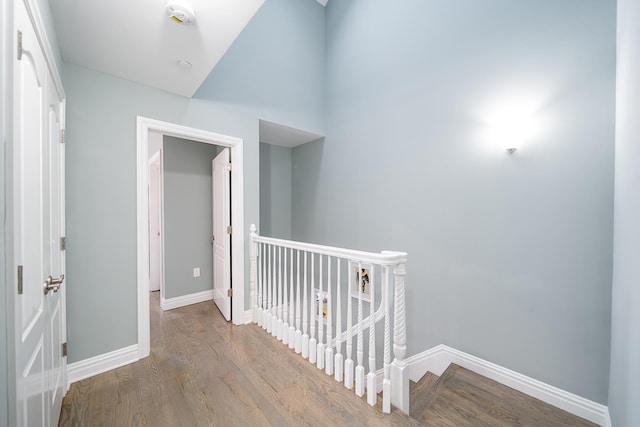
[165,0,196,24]
[177,60,192,70]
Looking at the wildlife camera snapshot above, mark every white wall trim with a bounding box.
[377,345,610,427]
[136,117,246,361]
[67,345,139,385]
[161,290,214,311]
[23,0,65,100]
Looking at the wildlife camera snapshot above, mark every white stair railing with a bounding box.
[249,225,409,414]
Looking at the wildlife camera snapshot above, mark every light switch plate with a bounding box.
[193,267,200,277]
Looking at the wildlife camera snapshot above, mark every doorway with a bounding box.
[136,117,245,360]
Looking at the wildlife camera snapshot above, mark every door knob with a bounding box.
[44,274,64,295]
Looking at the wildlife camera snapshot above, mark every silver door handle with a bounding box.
[44,274,64,295]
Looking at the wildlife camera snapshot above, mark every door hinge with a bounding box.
[17,30,22,60]
[226,162,232,171]
[60,129,65,144]
[60,236,66,251]
[227,288,233,298]
[62,342,67,357]
[227,226,232,235]
[17,265,23,295]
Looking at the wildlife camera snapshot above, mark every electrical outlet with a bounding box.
[193,268,200,277]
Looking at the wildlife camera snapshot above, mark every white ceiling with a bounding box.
[259,120,323,148]
[49,0,265,97]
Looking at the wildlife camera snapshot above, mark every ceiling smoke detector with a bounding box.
[165,0,196,24]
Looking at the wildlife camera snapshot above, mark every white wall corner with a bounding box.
[390,345,610,427]
[160,289,214,311]
[67,345,139,385]
[244,309,253,324]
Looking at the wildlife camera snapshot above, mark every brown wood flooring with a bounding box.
[411,364,600,427]
[58,292,420,427]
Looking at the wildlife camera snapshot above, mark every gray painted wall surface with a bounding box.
[291,0,616,403]
[63,0,324,363]
[163,136,219,299]
[259,143,292,239]
[609,0,640,425]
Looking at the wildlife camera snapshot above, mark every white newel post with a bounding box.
[249,224,258,323]
[390,259,409,414]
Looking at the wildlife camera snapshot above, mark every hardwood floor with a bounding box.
[59,292,420,426]
[411,364,599,427]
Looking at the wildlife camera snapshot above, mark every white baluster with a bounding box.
[250,225,258,324]
[289,248,296,349]
[335,258,344,382]
[355,261,365,397]
[271,245,277,337]
[282,247,289,345]
[367,265,377,406]
[309,253,317,364]
[302,251,309,359]
[317,255,325,370]
[390,260,409,414]
[265,245,272,333]
[295,250,302,353]
[382,264,391,413]
[276,246,283,339]
[257,241,263,327]
[345,260,354,390]
[325,256,334,376]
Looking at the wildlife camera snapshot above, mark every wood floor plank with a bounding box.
[418,364,600,427]
[409,371,439,419]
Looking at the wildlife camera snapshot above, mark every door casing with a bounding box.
[136,117,245,359]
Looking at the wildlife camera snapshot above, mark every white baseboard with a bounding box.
[161,289,213,311]
[67,344,139,385]
[378,345,610,427]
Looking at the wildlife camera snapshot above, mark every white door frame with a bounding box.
[136,117,245,359]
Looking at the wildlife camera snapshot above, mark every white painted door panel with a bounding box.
[13,1,66,425]
[149,158,161,292]
[46,76,65,427]
[213,148,231,320]
[14,3,48,425]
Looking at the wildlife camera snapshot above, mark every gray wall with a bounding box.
[259,143,292,239]
[609,0,640,425]
[163,136,219,299]
[291,0,616,403]
[63,0,324,363]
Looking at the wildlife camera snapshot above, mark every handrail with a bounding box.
[252,234,407,266]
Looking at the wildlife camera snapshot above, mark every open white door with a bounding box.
[148,153,162,292]
[45,74,66,427]
[212,148,232,320]
[13,1,66,425]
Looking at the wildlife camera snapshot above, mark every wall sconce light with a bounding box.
[488,109,533,154]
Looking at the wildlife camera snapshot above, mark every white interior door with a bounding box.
[148,153,161,292]
[14,2,66,425]
[212,148,232,320]
[45,73,66,427]
[14,4,48,425]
